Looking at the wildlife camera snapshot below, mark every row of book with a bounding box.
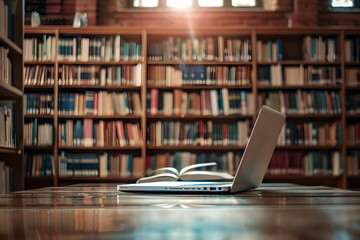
[58,64,142,86]
[256,39,282,62]
[0,47,11,85]
[58,92,142,116]
[257,90,342,115]
[147,120,250,147]
[0,0,15,42]
[277,121,342,146]
[25,154,54,176]
[146,152,242,176]
[59,152,143,177]
[346,68,360,86]
[257,65,341,86]
[345,37,360,62]
[24,65,55,86]
[24,35,56,61]
[24,93,54,115]
[267,151,342,176]
[148,89,253,116]
[303,36,337,62]
[148,36,252,62]
[59,120,142,147]
[347,123,360,145]
[0,102,14,148]
[147,65,251,86]
[24,119,53,146]
[0,162,14,194]
[57,36,142,61]
[347,151,360,176]
[346,93,360,114]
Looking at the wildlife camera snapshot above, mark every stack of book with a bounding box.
[147,65,251,86]
[59,152,143,177]
[58,91,142,116]
[24,65,55,86]
[57,36,142,61]
[25,154,54,176]
[256,39,282,62]
[147,120,250,147]
[58,120,142,147]
[0,102,14,148]
[347,151,360,176]
[277,121,342,146]
[257,90,341,114]
[24,93,54,115]
[347,123,360,145]
[0,47,12,85]
[148,89,253,116]
[347,93,360,114]
[24,119,53,146]
[24,35,56,61]
[0,161,14,193]
[345,36,360,62]
[58,64,142,86]
[148,36,251,61]
[267,151,342,176]
[0,0,15,41]
[303,35,337,62]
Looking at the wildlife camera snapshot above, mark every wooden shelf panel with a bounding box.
[58,176,139,181]
[24,85,55,89]
[275,145,342,150]
[0,33,22,55]
[58,115,142,119]
[24,27,57,35]
[147,145,246,151]
[58,60,143,65]
[345,62,360,66]
[346,113,360,119]
[147,85,252,90]
[147,114,253,120]
[257,61,341,65]
[24,61,55,65]
[58,146,143,151]
[25,176,54,180]
[24,115,54,119]
[58,85,141,91]
[0,82,23,99]
[257,85,341,90]
[286,114,342,118]
[24,146,54,151]
[346,86,360,90]
[147,60,252,65]
[0,146,21,154]
[57,26,144,35]
[347,145,360,150]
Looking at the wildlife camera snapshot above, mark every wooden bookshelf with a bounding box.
[21,26,360,190]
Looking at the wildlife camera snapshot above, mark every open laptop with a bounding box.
[117,105,286,194]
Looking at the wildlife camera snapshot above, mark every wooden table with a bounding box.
[1,183,360,239]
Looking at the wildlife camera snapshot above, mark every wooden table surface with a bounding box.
[1,183,360,239]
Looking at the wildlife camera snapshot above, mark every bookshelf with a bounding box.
[22,26,360,189]
[0,0,23,192]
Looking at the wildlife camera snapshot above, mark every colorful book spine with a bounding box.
[24,154,54,176]
[24,119,53,146]
[24,35,56,61]
[0,102,14,148]
[24,94,54,115]
[0,47,12,85]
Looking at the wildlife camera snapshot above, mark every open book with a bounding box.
[137,162,234,183]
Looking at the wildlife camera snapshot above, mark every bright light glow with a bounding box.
[232,0,256,7]
[199,0,223,7]
[167,0,192,7]
[134,0,158,7]
[331,0,354,7]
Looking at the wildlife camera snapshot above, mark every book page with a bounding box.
[179,171,234,181]
[136,173,178,183]
[179,162,217,176]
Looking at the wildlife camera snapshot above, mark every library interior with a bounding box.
[1,0,360,238]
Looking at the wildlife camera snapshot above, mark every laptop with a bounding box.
[117,105,286,194]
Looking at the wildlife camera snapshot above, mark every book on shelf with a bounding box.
[58,91,142,116]
[345,36,360,62]
[24,93,54,115]
[24,35,56,61]
[147,120,250,147]
[137,162,234,183]
[346,93,360,114]
[256,39,282,62]
[267,151,342,176]
[57,35,141,61]
[0,46,12,85]
[58,64,142,86]
[0,0,15,42]
[257,90,341,114]
[148,89,253,116]
[347,122,360,145]
[59,152,144,177]
[25,154,54,176]
[24,119,53,146]
[24,65,55,86]
[257,65,341,86]
[147,65,251,86]
[0,101,14,148]
[148,36,251,62]
[277,121,342,146]
[303,35,337,62]
[59,120,142,147]
[346,68,360,86]
[347,150,360,176]
[146,151,241,176]
[0,161,14,194]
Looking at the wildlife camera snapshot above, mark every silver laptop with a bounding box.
[117,105,286,194]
